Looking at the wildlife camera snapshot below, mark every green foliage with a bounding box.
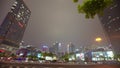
[73,0,78,3]
[41,52,55,57]
[61,53,75,62]
[27,55,37,59]
[10,53,16,57]
[39,57,45,60]
[74,0,113,19]
[0,53,5,57]
[0,52,9,57]
[61,54,69,61]
[27,55,38,60]
[114,54,120,59]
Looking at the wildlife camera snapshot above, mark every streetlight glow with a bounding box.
[95,37,102,42]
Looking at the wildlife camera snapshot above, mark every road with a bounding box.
[0,62,120,68]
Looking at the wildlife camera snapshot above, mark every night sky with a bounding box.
[0,0,109,51]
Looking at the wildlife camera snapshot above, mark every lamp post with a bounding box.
[95,37,103,61]
[95,37,102,42]
[95,37,102,48]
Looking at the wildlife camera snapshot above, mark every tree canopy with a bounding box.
[73,0,113,19]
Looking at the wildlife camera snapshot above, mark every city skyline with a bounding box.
[0,0,120,66]
[23,0,108,49]
[0,0,108,51]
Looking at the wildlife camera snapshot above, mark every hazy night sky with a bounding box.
[0,0,109,51]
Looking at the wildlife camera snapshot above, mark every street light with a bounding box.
[94,37,102,48]
[95,37,102,42]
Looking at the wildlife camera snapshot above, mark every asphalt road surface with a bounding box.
[0,62,120,68]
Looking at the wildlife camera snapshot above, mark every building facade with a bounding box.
[99,0,120,53]
[67,42,75,53]
[50,42,62,57]
[0,0,31,50]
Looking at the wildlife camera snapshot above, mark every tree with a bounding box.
[0,53,5,57]
[61,53,69,62]
[73,0,78,3]
[10,53,16,58]
[27,55,38,61]
[73,0,113,19]
[114,53,120,61]
[61,53,75,62]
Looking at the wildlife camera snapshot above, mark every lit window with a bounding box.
[13,4,16,7]
[27,10,30,13]
[11,6,15,10]
[20,18,23,20]
[118,28,120,30]
[17,15,20,18]
[14,1,18,4]
[18,12,21,15]
[117,17,120,19]
[112,18,116,21]
[110,4,118,9]
[26,16,29,19]
[22,6,24,9]
[110,7,113,10]
[21,4,24,9]
[22,11,24,14]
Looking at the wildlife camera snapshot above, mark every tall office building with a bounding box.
[67,42,75,53]
[51,42,62,56]
[99,0,120,53]
[49,46,54,53]
[0,0,31,50]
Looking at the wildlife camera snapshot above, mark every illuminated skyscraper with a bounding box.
[50,42,62,56]
[67,42,75,53]
[99,0,120,53]
[0,0,31,49]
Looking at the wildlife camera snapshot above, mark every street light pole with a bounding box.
[95,37,102,42]
[95,37,102,48]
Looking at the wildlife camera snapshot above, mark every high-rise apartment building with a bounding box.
[99,0,120,53]
[0,0,31,49]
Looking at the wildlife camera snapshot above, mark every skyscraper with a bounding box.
[50,42,62,56]
[0,0,31,50]
[67,42,75,53]
[99,0,120,53]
